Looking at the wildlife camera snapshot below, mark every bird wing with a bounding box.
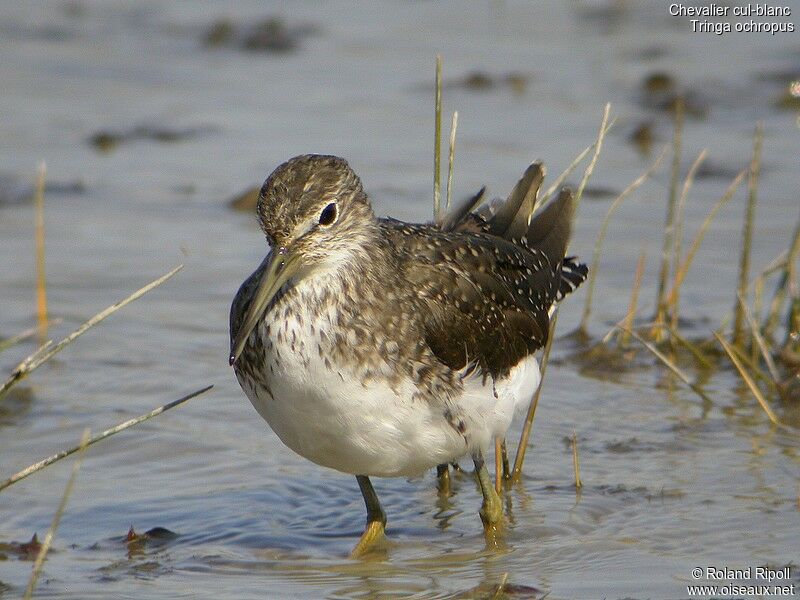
[380,220,560,379]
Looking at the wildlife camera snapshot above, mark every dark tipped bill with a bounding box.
[229,247,305,366]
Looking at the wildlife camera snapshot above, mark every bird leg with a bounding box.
[500,439,511,480]
[473,450,504,531]
[494,438,503,494]
[350,475,387,558]
[436,463,451,495]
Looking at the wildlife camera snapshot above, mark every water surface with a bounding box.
[1,2,798,598]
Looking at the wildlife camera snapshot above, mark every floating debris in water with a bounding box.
[435,71,530,95]
[88,124,217,153]
[0,534,42,560]
[638,71,709,119]
[628,121,655,155]
[775,80,800,111]
[203,16,318,53]
[580,185,618,200]
[227,185,261,211]
[0,173,85,206]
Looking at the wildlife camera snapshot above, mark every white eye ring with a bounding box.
[318,202,338,226]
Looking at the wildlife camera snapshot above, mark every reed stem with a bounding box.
[511,312,558,482]
[0,265,183,400]
[620,251,646,347]
[670,149,708,330]
[571,429,582,490]
[34,162,48,344]
[433,55,443,221]
[733,122,763,348]
[23,429,90,600]
[667,170,747,311]
[0,385,212,492]
[714,332,780,426]
[574,103,611,210]
[446,111,458,215]
[654,98,684,337]
[579,146,666,331]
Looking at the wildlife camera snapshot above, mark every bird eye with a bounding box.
[318,202,338,226]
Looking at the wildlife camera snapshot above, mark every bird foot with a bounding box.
[436,463,451,496]
[350,520,387,558]
[479,491,504,533]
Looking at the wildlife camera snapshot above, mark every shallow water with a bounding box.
[1,1,798,598]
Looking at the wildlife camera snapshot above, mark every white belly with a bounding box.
[236,311,540,478]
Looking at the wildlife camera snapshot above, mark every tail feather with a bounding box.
[558,256,588,301]
[523,187,576,271]
[486,161,545,239]
[437,161,584,293]
[438,186,487,233]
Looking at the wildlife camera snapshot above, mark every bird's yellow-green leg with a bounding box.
[436,463,451,495]
[473,451,503,531]
[350,475,387,558]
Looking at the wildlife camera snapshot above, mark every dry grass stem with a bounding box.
[23,429,90,600]
[541,118,616,204]
[751,281,763,365]
[714,332,780,425]
[491,573,510,600]
[670,149,708,329]
[574,102,611,209]
[663,325,714,370]
[739,295,781,384]
[620,251,647,346]
[728,339,771,385]
[0,385,212,492]
[654,98,685,338]
[579,146,667,331]
[667,170,747,310]
[511,312,558,481]
[433,55,443,222]
[445,111,459,214]
[0,320,62,354]
[622,326,712,403]
[733,122,763,347]
[571,429,582,490]
[0,264,183,400]
[34,162,48,344]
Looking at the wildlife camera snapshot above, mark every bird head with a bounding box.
[230,154,375,365]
